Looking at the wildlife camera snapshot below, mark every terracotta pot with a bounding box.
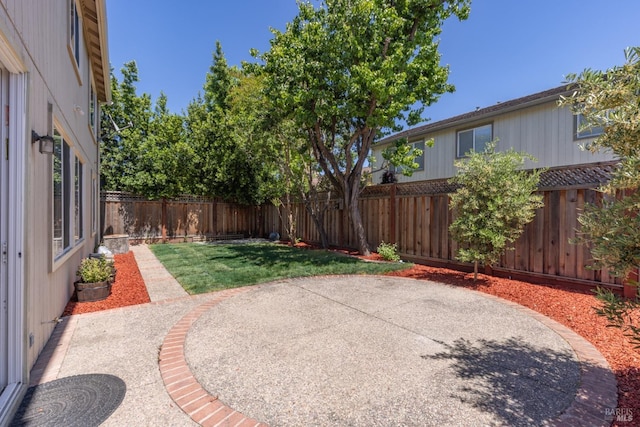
[74,280,112,302]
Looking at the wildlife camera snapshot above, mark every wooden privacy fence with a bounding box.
[101,192,262,242]
[102,162,625,290]
[264,162,624,290]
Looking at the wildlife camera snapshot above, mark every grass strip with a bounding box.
[150,242,410,294]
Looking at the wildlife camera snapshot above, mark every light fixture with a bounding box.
[32,131,55,155]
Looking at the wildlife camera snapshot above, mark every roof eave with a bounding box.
[376,85,575,147]
[81,0,111,103]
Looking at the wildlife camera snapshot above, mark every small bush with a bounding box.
[377,242,400,262]
[76,257,113,283]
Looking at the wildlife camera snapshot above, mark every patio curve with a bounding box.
[159,275,617,427]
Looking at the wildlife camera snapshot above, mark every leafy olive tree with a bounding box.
[258,0,470,255]
[559,47,640,346]
[449,142,544,281]
[559,46,640,281]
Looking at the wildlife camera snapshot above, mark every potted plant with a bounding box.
[74,256,115,302]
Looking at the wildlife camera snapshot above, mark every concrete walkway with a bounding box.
[26,245,618,426]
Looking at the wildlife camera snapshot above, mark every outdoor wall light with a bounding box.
[32,131,55,155]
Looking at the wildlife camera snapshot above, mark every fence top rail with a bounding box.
[364,161,618,197]
[101,192,217,203]
[102,161,617,203]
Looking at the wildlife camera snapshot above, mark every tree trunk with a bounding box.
[303,195,330,249]
[345,179,370,256]
[473,260,479,282]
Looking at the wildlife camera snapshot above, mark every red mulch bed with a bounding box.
[63,245,640,421]
[62,251,150,316]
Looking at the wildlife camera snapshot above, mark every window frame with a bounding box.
[53,128,69,258]
[456,123,493,158]
[410,140,425,171]
[68,0,82,83]
[74,156,83,243]
[574,113,604,140]
[52,125,84,261]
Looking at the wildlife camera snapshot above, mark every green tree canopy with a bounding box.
[559,47,640,278]
[185,42,282,205]
[258,0,470,254]
[449,142,544,281]
[100,61,190,200]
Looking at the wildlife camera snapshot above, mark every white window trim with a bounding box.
[575,113,604,140]
[68,0,82,84]
[52,122,84,265]
[456,123,493,158]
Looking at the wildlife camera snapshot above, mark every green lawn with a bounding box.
[150,242,410,294]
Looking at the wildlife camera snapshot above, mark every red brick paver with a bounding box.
[159,284,617,427]
[159,288,267,427]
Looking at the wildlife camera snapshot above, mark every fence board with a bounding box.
[102,176,621,289]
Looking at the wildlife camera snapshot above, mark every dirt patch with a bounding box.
[62,252,150,316]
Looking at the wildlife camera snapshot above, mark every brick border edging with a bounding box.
[159,278,618,427]
[158,288,267,427]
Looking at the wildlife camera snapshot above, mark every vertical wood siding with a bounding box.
[371,101,616,186]
[2,0,106,366]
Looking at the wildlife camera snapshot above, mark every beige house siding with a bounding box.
[0,0,109,422]
[372,92,616,185]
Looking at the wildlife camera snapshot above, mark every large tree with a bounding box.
[559,47,640,280]
[101,62,190,199]
[100,61,153,191]
[186,42,281,205]
[259,0,470,255]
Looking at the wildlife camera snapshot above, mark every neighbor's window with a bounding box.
[457,124,492,157]
[69,0,80,68]
[53,128,71,258]
[385,140,425,174]
[74,156,83,242]
[411,140,425,171]
[575,113,604,139]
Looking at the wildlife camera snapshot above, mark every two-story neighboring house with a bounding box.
[0,1,110,422]
[371,85,616,184]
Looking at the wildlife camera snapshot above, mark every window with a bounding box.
[53,128,71,258]
[74,156,83,242]
[69,0,80,68]
[457,124,492,157]
[91,174,97,235]
[411,140,425,171]
[575,113,604,139]
[89,83,97,137]
[53,127,83,258]
[386,140,425,175]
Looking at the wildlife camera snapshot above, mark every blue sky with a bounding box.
[106,0,640,123]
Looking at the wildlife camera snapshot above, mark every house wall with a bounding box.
[0,0,101,370]
[372,101,616,184]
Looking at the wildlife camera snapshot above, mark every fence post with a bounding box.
[161,198,167,243]
[389,184,397,244]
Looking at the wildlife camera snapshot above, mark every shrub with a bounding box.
[377,242,400,262]
[449,141,544,281]
[76,257,113,283]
